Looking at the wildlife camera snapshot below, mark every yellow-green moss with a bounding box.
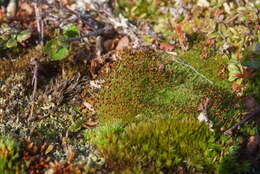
[99,118,230,173]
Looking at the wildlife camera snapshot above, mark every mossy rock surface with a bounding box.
[86,49,246,173]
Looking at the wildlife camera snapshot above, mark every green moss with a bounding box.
[84,119,124,148]
[177,47,231,89]
[98,118,233,173]
[87,49,247,173]
[95,50,242,127]
[0,135,25,174]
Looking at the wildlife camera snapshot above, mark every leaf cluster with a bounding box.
[0,25,31,49]
[44,24,80,60]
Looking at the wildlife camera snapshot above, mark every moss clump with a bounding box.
[0,135,25,174]
[86,50,248,173]
[97,118,232,173]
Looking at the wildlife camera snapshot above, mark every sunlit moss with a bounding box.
[99,118,231,173]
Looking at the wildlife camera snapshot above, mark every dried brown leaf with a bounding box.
[20,2,33,15]
[231,82,242,92]
[27,142,34,150]
[89,58,103,79]
[116,36,130,51]
[103,39,118,52]
[159,42,175,51]
[45,144,54,155]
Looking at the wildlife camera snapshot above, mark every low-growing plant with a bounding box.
[84,119,124,148]
[44,24,80,60]
[218,145,250,174]
[0,24,31,50]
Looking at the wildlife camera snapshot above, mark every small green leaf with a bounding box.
[63,24,80,38]
[227,64,240,73]
[228,74,238,82]
[44,39,69,60]
[228,62,243,82]
[6,38,17,48]
[51,47,69,60]
[17,31,31,43]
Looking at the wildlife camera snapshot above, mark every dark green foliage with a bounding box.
[218,145,250,174]
[242,42,260,100]
[0,25,31,50]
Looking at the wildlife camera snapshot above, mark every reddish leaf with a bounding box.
[175,24,188,50]
[116,36,130,51]
[234,73,243,78]
[243,67,255,79]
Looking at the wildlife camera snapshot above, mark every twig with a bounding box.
[224,107,260,135]
[29,58,39,121]
[166,51,213,84]
[224,14,240,24]
[33,1,44,45]
[62,5,102,29]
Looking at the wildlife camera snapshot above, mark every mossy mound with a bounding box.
[86,49,247,173]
